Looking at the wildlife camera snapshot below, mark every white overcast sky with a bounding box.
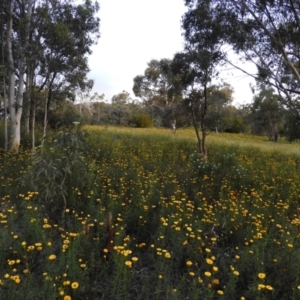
[87,0,256,105]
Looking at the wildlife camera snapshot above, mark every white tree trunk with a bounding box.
[6,0,17,150]
[7,0,33,151]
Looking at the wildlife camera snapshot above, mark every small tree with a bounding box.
[172,49,222,157]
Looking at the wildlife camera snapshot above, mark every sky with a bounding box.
[87,0,256,105]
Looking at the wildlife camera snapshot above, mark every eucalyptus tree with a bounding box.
[0,0,8,149]
[112,90,131,104]
[171,0,225,157]
[206,83,234,133]
[5,0,33,151]
[249,85,284,140]
[29,0,99,146]
[171,50,224,156]
[133,58,183,111]
[2,0,100,151]
[133,58,184,127]
[183,0,300,117]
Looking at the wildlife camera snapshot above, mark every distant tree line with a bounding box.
[62,71,299,144]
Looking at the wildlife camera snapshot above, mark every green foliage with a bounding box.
[18,124,90,221]
[133,58,183,107]
[283,112,300,143]
[109,103,132,126]
[111,90,131,104]
[131,113,153,128]
[223,115,244,133]
[249,86,283,139]
[47,102,83,129]
[183,0,300,115]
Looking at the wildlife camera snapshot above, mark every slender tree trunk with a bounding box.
[25,74,30,133]
[31,92,36,152]
[7,0,33,151]
[42,89,50,143]
[200,84,208,157]
[1,0,8,150]
[3,78,8,150]
[191,101,202,154]
[42,74,56,143]
[6,0,17,150]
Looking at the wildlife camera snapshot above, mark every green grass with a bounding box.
[0,125,300,299]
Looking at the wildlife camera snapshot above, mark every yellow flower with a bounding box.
[212,279,220,285]
[266,285,273,291]
[213,266,218,272]
[189,272,195,276]
[258,284,265,290]
[158,274,163,279]
[64,296,72,300]
[204,271,211,277]
[233,270,239,276]
[258,273,266,279]
[71,282,79,289]
[125,261,132,268]
[14,277,21,284]
[132,257,139,262]
[48,254,56,261]
[186,260,193,267]
[217,290,224,295]
[206,258,213,265]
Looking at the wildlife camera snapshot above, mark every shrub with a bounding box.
[131,113,153,128]
[47,102,83,129]
[18,124,91,221]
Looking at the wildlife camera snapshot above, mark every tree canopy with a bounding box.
[183,0,300,116]
[133,58,182,108]
[0,0,100,150]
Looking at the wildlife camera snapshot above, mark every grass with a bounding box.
[0,125,300,299]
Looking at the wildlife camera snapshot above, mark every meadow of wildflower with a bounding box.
[1,125,300,300]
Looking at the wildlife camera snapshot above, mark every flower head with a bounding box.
[71,282,79,289]
[48,254,56,261]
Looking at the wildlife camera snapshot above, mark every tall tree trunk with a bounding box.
[25,74,30,133]
[3,78,8,150]
[191,101,202,154]
[42,89,49,143]
[7,0,33,151]
[6,0,17,150]
[42,74,56,143]
[1,0,8,150]
[31,91,36,152]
